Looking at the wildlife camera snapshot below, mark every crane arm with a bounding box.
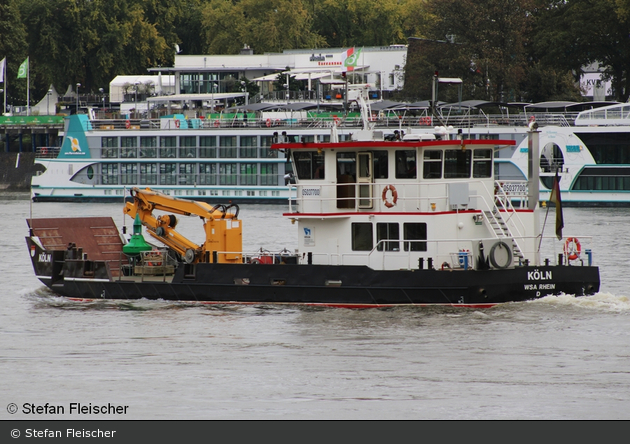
[123,187,242,264]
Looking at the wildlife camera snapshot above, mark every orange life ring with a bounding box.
[382,185,398,208]
[125,120,130,129]
[564,237,581,261]
[41,147,48,155]
[266,118,271,127]
[214,119,220,127]
[175,119,180,128]
[333,116,340,126]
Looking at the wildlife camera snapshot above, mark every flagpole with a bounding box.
[27,57,30,116]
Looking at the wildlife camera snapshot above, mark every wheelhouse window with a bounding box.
[373,150,388,179]
[395,150,417,179]
[472,149,492,178]
[444,149,471,178]
[423,150,442,179]
[351,223,373,251]
[293,151,325,180]
[403,223,427,252]
[377,223,400,251]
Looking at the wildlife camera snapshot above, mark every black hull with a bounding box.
[41,263,600,308]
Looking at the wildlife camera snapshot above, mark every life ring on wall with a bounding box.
[214,119,220,127]
[266,118,271,127]
[564,237,581,261]
[41,147,48,155]
[382,185,398,208]
[125,120,130,129]
[175,119,180,128]
[333,116,340,126]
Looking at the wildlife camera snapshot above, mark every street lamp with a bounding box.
[134,82,140,118]
[76,83,81,114]
[47,89,52,116]
[99,88,104,118]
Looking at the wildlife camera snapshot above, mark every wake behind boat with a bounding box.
[25,126,600,307]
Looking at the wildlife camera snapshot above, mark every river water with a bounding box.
[1,191,629,420]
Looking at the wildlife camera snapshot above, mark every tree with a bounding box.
[0,0,28,107]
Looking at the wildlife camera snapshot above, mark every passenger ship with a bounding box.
[30,101,630,206]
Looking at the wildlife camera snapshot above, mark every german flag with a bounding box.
[549,170,564,240]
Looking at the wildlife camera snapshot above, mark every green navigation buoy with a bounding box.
[122,214,153,255]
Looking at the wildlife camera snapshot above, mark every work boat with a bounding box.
[25,128,600,307]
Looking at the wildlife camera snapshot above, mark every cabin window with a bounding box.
[260,136,278,158]
[403,223,427,252]
[240,163,258,185]
[199,163,216,185]
[160,136,176,158]
[120,137,137,158]
[140,136,157,158]
[200,136,216,158]
[219,163,237,185]
[373,150,389,179]
[351,223,373,251]
[444,149,471,178]
[101,137,118,158]
[260,164,278,185]
[180,136,196,158]
[240,136,258,158]
[423,150,442,179]
[293,151,325,180]
[395,150,417,179]
[159,163,177,185]
[140,163,158,185]
[101,163,118,185]
[120,163,137,185]
[473,149,492,178]
[377,223,400,251]
[219,136,237,158]
[179,163,196,185]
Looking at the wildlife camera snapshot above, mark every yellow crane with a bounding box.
[123,187,242,264]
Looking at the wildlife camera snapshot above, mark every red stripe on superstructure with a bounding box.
[283,209,534,217]
[271,139,516,150]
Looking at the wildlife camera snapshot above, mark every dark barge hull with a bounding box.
[27,241,600,308]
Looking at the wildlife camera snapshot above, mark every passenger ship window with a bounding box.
[160,136,176,158]
[200,136,216,158]
[160,163,177,185]
[199,164,216,185]
[140,136,157,158]
[219,136,237,158]
[101,137,118,158]
[260,164,278,185]
[423,150,442,179]
[120,163,137,185]
[444,149,471,178]
[260,136,278,158]
[140,163,157,185]
[101,163,118,185]
[351,223,373,251]
[472,149,492,178]
[395,150,416,179]
[240,163,258,185]
[377,223,399,251]
[120,137,137,158]
[179,163,196,185]
[180,136,196,158]
[219,163,237,185]
[239,136,258,158]
[403,223,427,252]
[293,151,325,180]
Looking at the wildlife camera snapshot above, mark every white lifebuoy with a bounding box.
[382,185,398,208]
[564,237,581,261]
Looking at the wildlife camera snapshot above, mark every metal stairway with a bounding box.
[483,209,525,262]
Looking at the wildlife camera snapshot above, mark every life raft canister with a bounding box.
[382,185,398,208]
[564,237,581,261]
